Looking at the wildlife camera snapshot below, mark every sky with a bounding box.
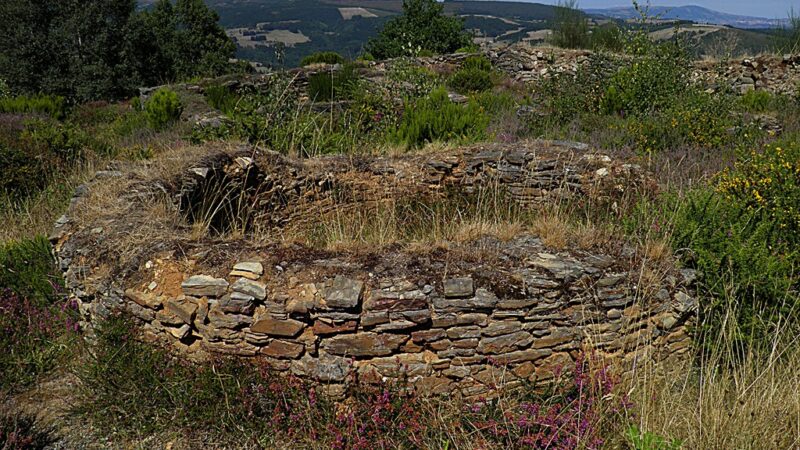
[510,1,800,18]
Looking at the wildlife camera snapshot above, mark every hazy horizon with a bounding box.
[479,1,800,19]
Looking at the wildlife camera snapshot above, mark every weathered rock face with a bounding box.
[51,140,695,397]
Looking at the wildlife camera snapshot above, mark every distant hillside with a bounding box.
[586,5,786,29]
[198,0,564,67]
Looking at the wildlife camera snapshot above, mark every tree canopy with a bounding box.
[0,0,238,101]
[364,0,473,60]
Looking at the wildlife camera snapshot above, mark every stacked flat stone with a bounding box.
[69,235,696,397]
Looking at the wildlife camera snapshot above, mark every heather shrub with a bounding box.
[80,317,434,447]
[463,353,631,449]
[391,87,488,148]
[0,94,66,120]
[447,56,493,94]
[0,413,54,450]
[300,51,345,66]
[0,118,97,199]
[0,237,79,391]
[144,88,182,130]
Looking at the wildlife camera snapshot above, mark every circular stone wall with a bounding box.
[51,140,696,396]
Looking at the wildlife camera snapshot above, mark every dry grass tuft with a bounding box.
[627,314,800,449]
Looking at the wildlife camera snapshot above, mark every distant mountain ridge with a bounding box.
[586,5,787,29]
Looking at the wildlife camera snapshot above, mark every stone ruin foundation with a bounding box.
[51,140,696,397]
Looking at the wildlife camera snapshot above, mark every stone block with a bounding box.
[323,276,363,309]
[231,278,267,301]
[323,332,408,357]
[182,275,228,297]
[250,317,306,337]
[443,277,474,298]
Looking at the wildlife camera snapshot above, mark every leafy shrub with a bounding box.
[529,53,611,126]
[626,91,735,153]
[391,87,488,148]
[191,76,299,149]
[0,94,66,120]
[0,79,8,98]
[145,88,183,130]
[600,45,690,116]
[308,64,360,101]
[591,23,625,52]
[717,141,800,239]
[462,55,492,72]
[365,0,472,59]
[634,139,800,343]
[300,51,345,66]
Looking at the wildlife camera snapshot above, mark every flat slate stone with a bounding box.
[323,332,407,357]
[182,275,229,297]
[250,317,305,337]
[231,261,263,279]
[231,278,267,301]
[443,277,474,298]
[323,276,364,309]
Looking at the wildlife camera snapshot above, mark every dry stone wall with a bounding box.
[52,141,695,396]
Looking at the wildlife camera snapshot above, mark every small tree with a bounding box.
[551,0,590,49]
[365,0,473,59]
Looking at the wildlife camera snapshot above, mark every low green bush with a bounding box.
[0,94,66,120]
[447,56,493,94]
[386,59,440,98]
[391,87,488,148]
[626,90,735,153]
[447,68,492,94]
[308,64,360,101]
[300,51,345,66]
[628,140,800,344]
[0,237,78,392]
[600,49,689,117]
[0,79,8,98]
[739,89,773,113]
[0,118,97,199]
[204,84,239,115]
[0,236,59,302]
[462,55,492,72]
[145,88,182,130]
